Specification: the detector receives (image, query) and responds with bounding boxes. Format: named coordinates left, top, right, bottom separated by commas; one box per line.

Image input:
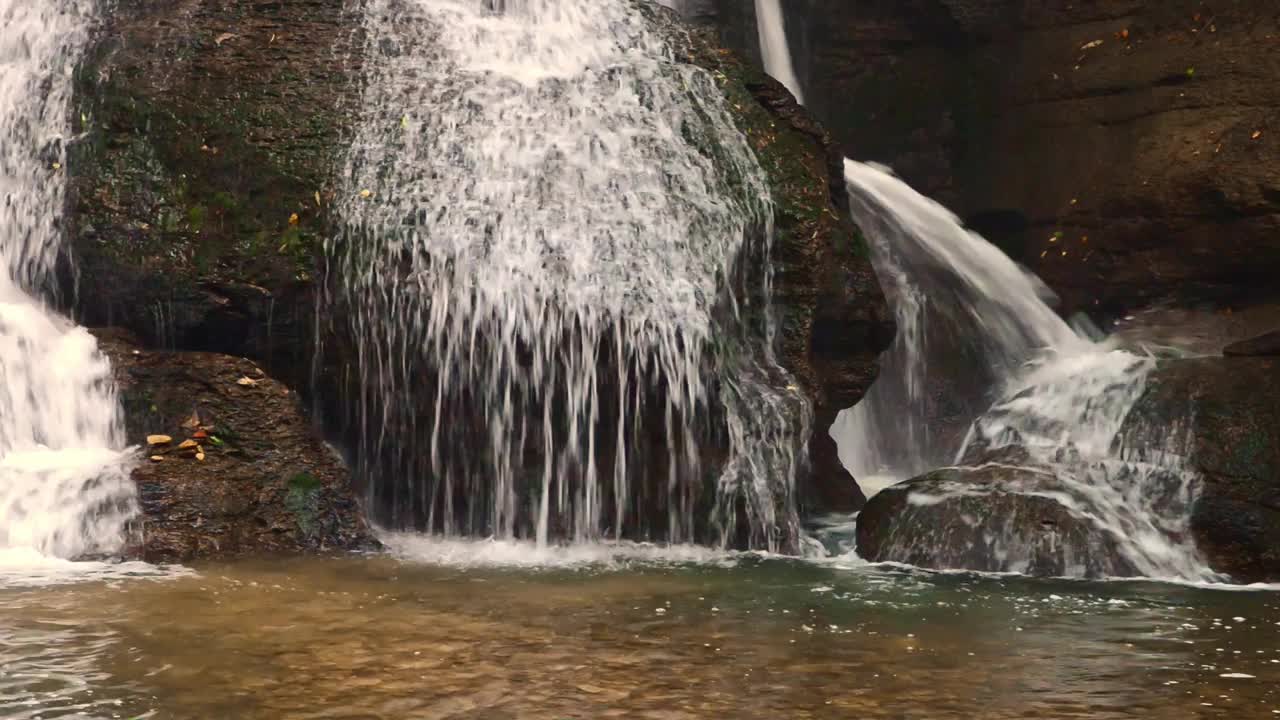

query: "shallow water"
left=2, top=549, right=1278, bottom=719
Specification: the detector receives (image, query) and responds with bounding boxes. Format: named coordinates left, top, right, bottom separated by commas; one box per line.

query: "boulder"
left=94, top=329, right=375, bottom=562
left=1124, top=357, right=1280, bottom=582
left=855, top=463, right=1139, bottom=578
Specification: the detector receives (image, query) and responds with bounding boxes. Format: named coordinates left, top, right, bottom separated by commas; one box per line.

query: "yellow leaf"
left=289, top=212, right=300, bottom=225
left=359, top=189, right=372, bottom=199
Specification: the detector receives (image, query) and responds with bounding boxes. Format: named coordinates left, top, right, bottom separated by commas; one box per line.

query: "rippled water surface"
left=2, top=549, right=1279, bottom=719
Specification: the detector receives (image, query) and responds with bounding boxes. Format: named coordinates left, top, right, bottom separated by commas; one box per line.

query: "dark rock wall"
left=70, top=0, right=361, bottom=387
left=716, top=0, right=1280, bottom=318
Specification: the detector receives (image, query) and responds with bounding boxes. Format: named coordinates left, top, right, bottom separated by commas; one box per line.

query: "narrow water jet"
left=0, top=0, right=137, bottom=563
left=326, top=0, right=809, bottom=551
left=753, top=0, right=804, bottom=103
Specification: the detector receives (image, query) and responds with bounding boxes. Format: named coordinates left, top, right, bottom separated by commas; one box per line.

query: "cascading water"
left=833, top=160, right=1214, bottom=580
left=832, top=161, right=1087, bottom=486
left=0, top=1, right=137, bottom=564
left=328, top=0, right=808, bottom=551
left=753, top=0, right=804, bottom=103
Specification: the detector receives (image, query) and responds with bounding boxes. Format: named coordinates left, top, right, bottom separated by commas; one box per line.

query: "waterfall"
left=832, top=161, right=1086, bottom=485
left=328, top=0, right=808, bottom=551
left=0, top=1, right=137, bottom=562
left=753, top=0, right=804, bottom=104
left=835, top=161, right=1213, bottom=580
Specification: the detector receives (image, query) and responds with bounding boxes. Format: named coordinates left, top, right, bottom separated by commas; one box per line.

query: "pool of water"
left=2, top=543, right=1278, bottom=719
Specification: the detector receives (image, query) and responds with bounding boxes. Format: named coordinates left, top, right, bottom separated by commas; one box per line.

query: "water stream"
left=753, top=0, right=805, bottom=103
left=0, top=1, right=136, bottom=568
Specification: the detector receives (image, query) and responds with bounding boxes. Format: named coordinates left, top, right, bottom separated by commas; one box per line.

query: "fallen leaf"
left=315, top=191, right=322, bottom=207
left=196, top=452, right=206, bottom=462
left=215, top=32, right=236, bottom=46
left=359, top=189, right=372, bottom=199
left=1081, top=39, right=1104, bottom=50
left=150, top=455, right=164, bottom=462
left=147, top=435, right=172, bottom=446
left=289, top=212, right=300, bottom=225
left=236, top=376, right=259, bottom=386
left=1252, top=130, right=1263, bottom=140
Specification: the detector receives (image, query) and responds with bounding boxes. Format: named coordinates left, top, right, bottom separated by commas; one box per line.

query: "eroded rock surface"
left=95, top=329, right=374, bottom=562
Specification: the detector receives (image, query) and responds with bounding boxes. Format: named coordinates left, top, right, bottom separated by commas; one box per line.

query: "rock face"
left=95, top=330, right=374, bottom=562
left=856, top=463, right=1138, bottom=578
left=70, top=0, right=359, bottom=386
left=714, top=1, right=1280, bottom=318
left=1125, top=357, right=1280, bottom=583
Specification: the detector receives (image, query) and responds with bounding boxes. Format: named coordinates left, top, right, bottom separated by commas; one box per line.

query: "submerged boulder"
left=855, top=462, right=1139, bottom=578
left=1124, top=357, right=1280, bottom=583
left=94, top=330, right=374, bottom=562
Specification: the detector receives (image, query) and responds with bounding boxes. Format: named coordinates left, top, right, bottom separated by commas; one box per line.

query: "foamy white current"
left=0, top=0, right=138, bottom=570
left=834, top=161, right=1215, bottom=581
left=330, top=0, right=808, bottom=551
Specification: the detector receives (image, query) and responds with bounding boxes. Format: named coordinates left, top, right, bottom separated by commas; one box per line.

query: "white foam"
left=379, top=532, right=738, bottom=570
left=0, top=547, right=189, bottom=589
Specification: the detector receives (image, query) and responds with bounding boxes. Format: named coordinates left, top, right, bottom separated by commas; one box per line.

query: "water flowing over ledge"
left=326, top=0, right=809, bottom=551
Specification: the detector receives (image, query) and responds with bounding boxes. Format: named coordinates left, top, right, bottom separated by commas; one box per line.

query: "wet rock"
left=856, top=463, right=1139, bottom=578
left=1223, top=330, right=1280, bottom=358
left=1124, top=357, right=1280, bottom=582
left=94, top=329, right=376, bottom=562
left=69, top=0, right=359, bottom=387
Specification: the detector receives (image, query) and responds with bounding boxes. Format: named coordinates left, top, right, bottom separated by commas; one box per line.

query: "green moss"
left=289, top=471, right=323, bottom=492
left=285, top=472, right=323, bottom=538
